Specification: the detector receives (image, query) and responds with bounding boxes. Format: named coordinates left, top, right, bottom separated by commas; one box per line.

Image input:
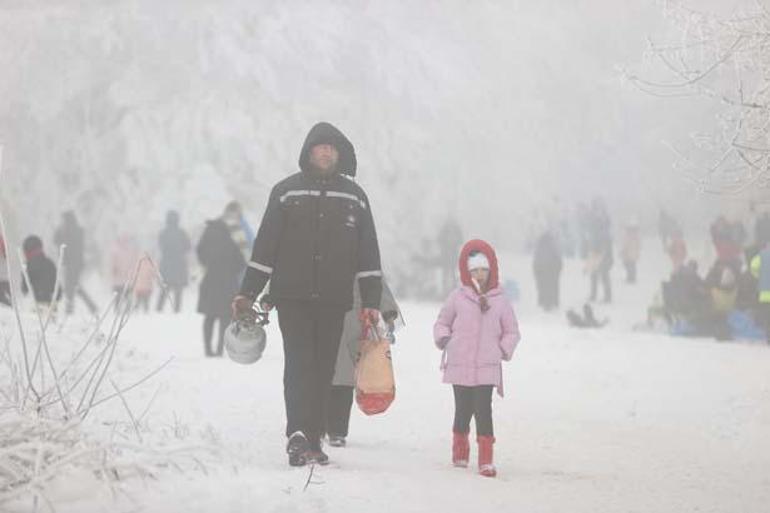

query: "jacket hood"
left=63, top=210, right=78, bottom=227
left=459, top=239, right=500, bottom=291
left=298, top=122, right=357, bottom=177
left=166, top=210, right=180, bottom=227
left=23, top=235, right=44, bottom=260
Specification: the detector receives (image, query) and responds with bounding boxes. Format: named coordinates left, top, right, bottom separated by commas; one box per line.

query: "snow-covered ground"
left=3, top=249, right=770, bottom=513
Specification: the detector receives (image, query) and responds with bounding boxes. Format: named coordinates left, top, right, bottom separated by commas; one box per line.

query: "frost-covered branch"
left=624, top=0, right=770, bottom=195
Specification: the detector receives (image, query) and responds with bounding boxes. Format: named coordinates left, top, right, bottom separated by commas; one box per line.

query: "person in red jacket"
left=21, top=236, right=60, bottom=312
left=667, top=229, right=688, bottom=274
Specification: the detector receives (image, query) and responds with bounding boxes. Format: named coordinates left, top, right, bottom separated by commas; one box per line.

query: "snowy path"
left=4, top=252, right=770, bottom=513
left=12, top=297, right=766, bottom=513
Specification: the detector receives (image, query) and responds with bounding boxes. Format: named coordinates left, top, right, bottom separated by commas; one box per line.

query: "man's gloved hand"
left=436, top=336, right=451, bottom=349
left=359, top=308, right=380, bottom=333
left=259, top=294, right=275, bottom=312
left=386, top=321, right=396, bottom=344
left=231, top=295, right=255, bottom=320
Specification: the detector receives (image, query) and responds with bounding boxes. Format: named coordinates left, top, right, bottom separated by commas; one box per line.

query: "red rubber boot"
left=477, top=435, right=497, bottom=477
left=452, top=432, right=470, bottom=467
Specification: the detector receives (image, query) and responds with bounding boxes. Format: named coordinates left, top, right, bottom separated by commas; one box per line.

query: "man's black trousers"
left=276, top=300, right=347, bottom=448
left=326, top=385, right=355, bottom=438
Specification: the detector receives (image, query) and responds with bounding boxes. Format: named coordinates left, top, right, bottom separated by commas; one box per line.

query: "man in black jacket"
left=233, top=122, right=383, bottom=467
left=54, top=211, right=98, bottom=315
left=21, top=235, right=60, bottom=307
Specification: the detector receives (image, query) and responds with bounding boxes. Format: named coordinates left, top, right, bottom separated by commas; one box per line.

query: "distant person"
left=326, top=277, right=402, bottom=447
left=750, top=243, right=770, bottom=343
left=223, top=201, right=254, bottom=262
left=576, top=202, right=591, bottom=259
left=621, top=220, right=641, bottom=284
left=710, top=215, right=742, bottom=265
left=754, top=211, right=770, bottom=249
left=438, top=217, right=463, bottom=296
left=21, top=236, right=60, bottom=310
left=556, top=211, right=576, bottom=258
left=134, top=257, right=155, bottom=313
left=54, top=211, right=98, bottom=315
left=662, top=260, right=710, bottom=326
left=586, top=198, right=613, bottom=303
left=412, top=237, right=442, bottom=300
left=197, top=205, right=246, bottom=357
left=745, top=210, right=770, bottom=265
left=0, top=236, right=10, bottom=306
left=667, top=228, right=688, bottom=273
left=566, top=303, right=608, bottom=328
left=658, top=209, right=678, bottom=250
left=532, top=229, right=562, bottom=311
left=434, top=239, right=521, bottom=478
left=110, top=234, right=141, bottom=309
left=704, top=259, right=741, bottom=340
left=157, top=211, right=191, bottom=313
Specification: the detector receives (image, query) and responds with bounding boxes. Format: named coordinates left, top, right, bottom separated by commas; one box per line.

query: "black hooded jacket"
left=239, top=122, right=382, bottom=309
left=159, top=211, right=192, bottom=287
left=54, top=212, right=85, bottom=273
left=22, top=255, right=59, bottom=304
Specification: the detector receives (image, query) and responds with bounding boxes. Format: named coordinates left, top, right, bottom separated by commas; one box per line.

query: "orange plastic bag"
left=355, top=329, right=395, bottom=416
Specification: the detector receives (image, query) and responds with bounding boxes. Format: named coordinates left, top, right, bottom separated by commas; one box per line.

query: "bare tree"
left=625, top=0, right=770, bottom=197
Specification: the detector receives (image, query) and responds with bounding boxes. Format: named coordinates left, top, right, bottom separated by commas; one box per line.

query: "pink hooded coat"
left=433, top=240, right=521, bottom=396
left=134, top=259, right=155, bottom=296
left=111, top=236, right=141, bottom=288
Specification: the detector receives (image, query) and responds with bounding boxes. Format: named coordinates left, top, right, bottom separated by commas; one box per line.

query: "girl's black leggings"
left=452, top=385, right=494, bottom=436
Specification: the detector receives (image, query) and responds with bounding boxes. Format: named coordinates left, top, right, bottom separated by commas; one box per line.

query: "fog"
left=3, top=2, right=770, bottom=511
left=0, top=0, right=750, bottom=277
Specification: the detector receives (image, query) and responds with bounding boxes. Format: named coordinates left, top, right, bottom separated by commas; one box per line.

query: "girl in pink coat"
left=434, top=239, right=521, bottom=478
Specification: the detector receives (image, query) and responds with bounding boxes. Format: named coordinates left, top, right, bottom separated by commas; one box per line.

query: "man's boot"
left=306, top=438, right=330, bottom=466
left=286, top=431, right=310, bottom=467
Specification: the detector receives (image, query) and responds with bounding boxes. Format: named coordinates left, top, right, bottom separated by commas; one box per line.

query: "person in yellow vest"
left=750, top=245, right=770, bottom=343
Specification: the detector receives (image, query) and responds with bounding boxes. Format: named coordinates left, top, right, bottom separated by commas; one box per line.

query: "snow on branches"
left=624, top=0, right=770, bottom=197
left=0, top=236, right=214, bottom=510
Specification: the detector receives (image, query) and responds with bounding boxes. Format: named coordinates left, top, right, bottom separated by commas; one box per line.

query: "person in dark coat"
left=233, top=122, right=383, bottom=467
left=0, top=236, right=10, bottom=307
left=21, top=236, right=60, bottom=307
left=222, top=201, right=255, bottom=262
left=658, top=209, right=679, bottom=250
left=662, top=260, right=733, bottom=339
left=533, top=229, right=563, bottom=311
left=438, top=217, right=463, bottom=296
left=621, top=220, right=641, bottom=284
left=710, top=215, right=743, bottom=265
left=755, top=211, right=770, bottom=250
left=197, top=208, right=246, bottom=357
left=736, top=247, right=760, bottom=316
left=325, top=277, right=403, bottom=447
left=587, top=198, right=613, bottom=303
left=53, top=211, right=97, bottom=315
left=157, top=210, right=192, bottom=313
